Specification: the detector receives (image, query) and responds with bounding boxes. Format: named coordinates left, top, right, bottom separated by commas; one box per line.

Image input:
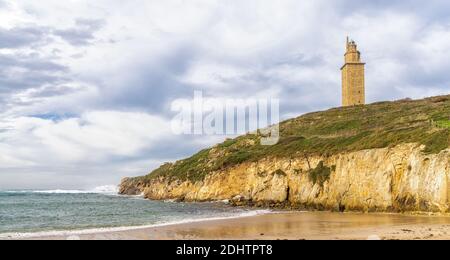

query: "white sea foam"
left=0, top=209, right=273, bottom=240
left=5, top=185, right=119, bottom=195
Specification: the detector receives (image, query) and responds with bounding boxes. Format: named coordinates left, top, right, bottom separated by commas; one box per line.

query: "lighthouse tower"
left=341, top=37, right=365, bottom=106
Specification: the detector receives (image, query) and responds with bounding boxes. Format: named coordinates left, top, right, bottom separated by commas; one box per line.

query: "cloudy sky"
left=0, top=0, right=449, bottom=189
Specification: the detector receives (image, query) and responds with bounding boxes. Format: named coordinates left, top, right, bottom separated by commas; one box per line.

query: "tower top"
left=344, top=37, right=362, bottom=64
left=346, top=36, right=358, bottom=52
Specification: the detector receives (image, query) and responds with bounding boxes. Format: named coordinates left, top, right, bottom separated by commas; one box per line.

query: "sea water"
left=0, top=186, right=266, bottom=237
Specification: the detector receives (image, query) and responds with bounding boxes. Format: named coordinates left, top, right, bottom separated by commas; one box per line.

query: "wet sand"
left=19, top=211, right=450, bottom=240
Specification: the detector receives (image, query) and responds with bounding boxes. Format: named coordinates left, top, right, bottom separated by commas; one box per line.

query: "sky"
left=0, top=0, right=449, bottom=189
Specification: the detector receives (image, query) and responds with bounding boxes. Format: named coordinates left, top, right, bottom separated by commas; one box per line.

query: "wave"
left=0, top=209, right=273, bottom=240
left=4, top=185, right=119, bottom=195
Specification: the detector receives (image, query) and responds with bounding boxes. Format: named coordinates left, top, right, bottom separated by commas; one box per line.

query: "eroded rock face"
left=119, top=144, right=450, bottom=213
left=118, top=178, right=145, bottom=196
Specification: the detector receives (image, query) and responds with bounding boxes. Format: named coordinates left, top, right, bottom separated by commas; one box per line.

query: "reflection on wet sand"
left=31, top=211, right=450, bottom=240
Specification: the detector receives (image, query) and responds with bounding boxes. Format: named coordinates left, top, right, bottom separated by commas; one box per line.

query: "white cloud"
left=0, top=0, right=449, bottom=188
left=0, top=111, right=171, bottom=165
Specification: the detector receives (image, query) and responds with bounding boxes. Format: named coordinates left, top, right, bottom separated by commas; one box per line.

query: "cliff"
left=120, top=95, right=450, bottom=213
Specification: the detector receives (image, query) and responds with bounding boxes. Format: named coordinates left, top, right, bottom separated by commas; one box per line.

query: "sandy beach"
left=9, top=211, right=450, bottom=240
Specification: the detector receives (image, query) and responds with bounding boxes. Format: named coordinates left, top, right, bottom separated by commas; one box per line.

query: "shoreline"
left=3, top=210, right=450, bottom=240
left=0, top=209, right=273, bottom=240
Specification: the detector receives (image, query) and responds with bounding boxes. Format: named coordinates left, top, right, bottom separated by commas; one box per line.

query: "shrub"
left=308, top=161, right=334, bottom=187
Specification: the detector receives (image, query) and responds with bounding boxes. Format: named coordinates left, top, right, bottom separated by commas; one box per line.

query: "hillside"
left=120, top=95, right=450, bottom=213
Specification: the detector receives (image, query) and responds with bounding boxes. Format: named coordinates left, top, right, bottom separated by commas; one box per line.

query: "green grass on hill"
left=436, top=120, right=450, bottom=129
left=137, top=95, right=450, bottom=183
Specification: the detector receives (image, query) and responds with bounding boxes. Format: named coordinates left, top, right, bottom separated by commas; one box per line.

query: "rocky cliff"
left=120, top=95, right=450, bottom=213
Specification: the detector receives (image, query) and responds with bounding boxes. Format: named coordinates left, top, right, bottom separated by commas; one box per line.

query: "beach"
left=10, top=211, right=450, bottom=240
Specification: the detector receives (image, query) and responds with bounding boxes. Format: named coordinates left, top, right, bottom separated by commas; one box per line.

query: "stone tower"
left=341, top=37, right=365, bottom=106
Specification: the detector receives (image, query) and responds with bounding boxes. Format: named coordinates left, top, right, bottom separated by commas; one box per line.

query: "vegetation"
left=308, top=161, right=334, bottom=187
left=134, top=95, right=450, bottom=182
left=436, top=120, right=450, bottom=129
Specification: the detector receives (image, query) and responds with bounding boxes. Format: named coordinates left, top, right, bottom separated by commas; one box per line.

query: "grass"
left=133, top=95, right=450, bottom=183
left=436, top=120, right=450, bottom=129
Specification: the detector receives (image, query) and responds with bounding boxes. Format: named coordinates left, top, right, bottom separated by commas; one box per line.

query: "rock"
left=119, top=144, right=450, bottom=213
left=232, top=195, right=245, bottom=202
left=119, top=178, right=145, bottom=195
left=230, top=195, right=249, bottom=206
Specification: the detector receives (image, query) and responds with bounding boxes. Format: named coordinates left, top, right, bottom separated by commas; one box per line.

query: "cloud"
left=0, top=0, right=449, bottom=189
left=0, top=26, right=50, bottom=49
left=94, top=46, right=197, bottom=114
left=0, top=111, right=171, bottom=185
left=0, top=19, right=103, bottom=49
left=0, top=109, right=228, bottom=189
left=0, top=52, right=71, bottom=114
left=0, top=17, right=104, bottom=117
left=0, top=53, right=68, bottom=89
left=54, top=19, right=105, bottom=46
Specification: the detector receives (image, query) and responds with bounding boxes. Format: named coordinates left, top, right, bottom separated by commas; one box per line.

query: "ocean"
left=0, top=186, right=267, bottom=238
